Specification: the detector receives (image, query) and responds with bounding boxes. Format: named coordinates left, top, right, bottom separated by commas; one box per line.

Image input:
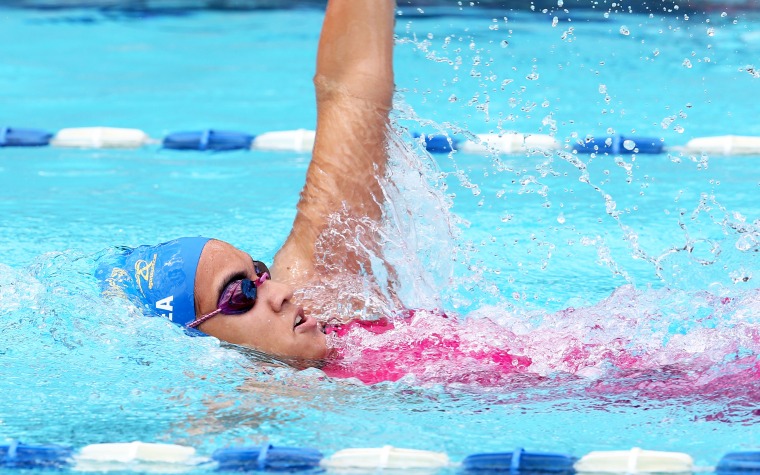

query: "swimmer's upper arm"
left=273, top=0, right=395, bottom=284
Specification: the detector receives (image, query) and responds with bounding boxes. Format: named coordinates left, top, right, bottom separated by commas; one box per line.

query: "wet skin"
left=193, top=240, right=329, bottom=364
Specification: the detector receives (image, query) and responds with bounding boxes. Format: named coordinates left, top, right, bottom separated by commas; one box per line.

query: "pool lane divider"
left=2, top=441, right=759, bottom=474
left=2, top=126, right=760, bottom=156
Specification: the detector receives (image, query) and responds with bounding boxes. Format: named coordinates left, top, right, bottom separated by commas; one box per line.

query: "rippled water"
left=0, top=4, right=758, bottom=470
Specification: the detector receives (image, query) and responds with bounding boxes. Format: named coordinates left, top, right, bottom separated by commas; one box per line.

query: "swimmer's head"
left=99, top=238, right=329, bottom=365
left=192, top=240, right=328, bottom=365
left=98, top=237, right=210, bottom=327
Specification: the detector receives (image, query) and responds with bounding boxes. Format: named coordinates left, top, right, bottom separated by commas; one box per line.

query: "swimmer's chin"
left=222, top=341, right=334, bottom=371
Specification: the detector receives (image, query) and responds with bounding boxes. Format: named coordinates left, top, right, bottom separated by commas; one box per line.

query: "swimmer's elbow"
left=313, top=72, right=394, bottom=110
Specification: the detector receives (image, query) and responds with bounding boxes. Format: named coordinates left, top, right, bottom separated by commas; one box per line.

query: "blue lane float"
left=415, top=132, right=561, bottom=155
left=415, top=133, right=458, bottom=153
left=716, top=452, right=760, bottom=475
left=3, top=124, right=760, bottom=155
left=212, top=444, right=323, bottom=472
left=163, top=129, right=255, bottom=151
left=0, top=441, right=758, bottom=474
left=462, top=448, right=576, bottom=474
left=572, top=135, right=664, bottom=155
left=0, top=127, right=53, bottom=147
left=0, top=440, right=72, bottom=470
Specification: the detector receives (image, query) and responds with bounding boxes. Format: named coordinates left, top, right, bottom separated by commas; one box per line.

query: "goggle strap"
left=187, top=308, right=222, bottom=328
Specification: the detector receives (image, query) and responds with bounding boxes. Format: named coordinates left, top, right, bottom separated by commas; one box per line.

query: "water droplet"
left=605, top=137, right=613, bottom=146
left=606, top=127, right=615, bottom=135
left=736, top=235, right=757, bottom=252
left=526, top=72, right=539, bottom=80
left=623, top=139, right=636, bottom=150
left=552, top=16, right=559, bottom=27
left=557, top=213, right=566, bottom=224
left=706, top=27, right=715, bottom=37
left=683, top=59, right=692, bottom=68
left=619, top=26, right=630, bottom=36
left=500, top=40, right=509, bottom=48
left=653, top=48, right=660, bottom=57
left=557, top=0, right=564, bottom=6
left=598, top=84, right=607, bottom=94
left=674, top=125, right=685, bottom=134
left=448, top=94, right=458, bottom=102
left=721, top=11, right=728, bottom=17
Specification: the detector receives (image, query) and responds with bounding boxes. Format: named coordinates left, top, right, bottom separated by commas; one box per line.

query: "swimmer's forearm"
left=316, top=0, right=395, bottom=105
left=271, top=0, right=396, bottom=287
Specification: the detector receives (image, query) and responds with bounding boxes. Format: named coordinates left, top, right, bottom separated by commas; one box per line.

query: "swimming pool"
left=0, top=2, right=758, bottom=472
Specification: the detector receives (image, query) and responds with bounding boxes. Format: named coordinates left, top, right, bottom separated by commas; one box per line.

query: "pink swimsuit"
left=320, top=310, right=532, bottom=385
left=318, top=303, right=760, bottom=400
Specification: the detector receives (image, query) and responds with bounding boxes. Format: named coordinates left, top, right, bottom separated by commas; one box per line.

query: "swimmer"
left=99, top=0, right=396, bottom=367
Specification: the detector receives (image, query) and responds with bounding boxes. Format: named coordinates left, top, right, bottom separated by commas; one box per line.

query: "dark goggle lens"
left=253, top=260, right=270, bottom=278
left=187, top=261, right=271, bottom=329
left=217, top=278, right=259, bottom=315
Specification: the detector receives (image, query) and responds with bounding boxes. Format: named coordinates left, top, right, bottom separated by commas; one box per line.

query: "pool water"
left=0, top=4, right=758, bottom=471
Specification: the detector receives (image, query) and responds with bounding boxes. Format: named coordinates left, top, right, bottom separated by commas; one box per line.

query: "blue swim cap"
left=97, top=237, right=211, bottom=328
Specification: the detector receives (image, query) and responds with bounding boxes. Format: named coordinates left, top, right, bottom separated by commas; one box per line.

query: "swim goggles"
left=187, top=261, right=270, bottom=329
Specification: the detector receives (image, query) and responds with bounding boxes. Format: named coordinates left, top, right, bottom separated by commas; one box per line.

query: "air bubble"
left=623, top=139, right=636, bottom=150
left=619, top=26, right=630, bottom=36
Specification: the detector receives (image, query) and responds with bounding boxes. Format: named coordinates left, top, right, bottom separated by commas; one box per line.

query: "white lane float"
left=251, top=129, right=316, bottom=153
left=458, top=132, right=560, bottom=155
left=683, top=135, right=760, bottom=155
left=72, top=442, right=206, bottom=473
left=321, top=446, right=450, bottom=471
left=51, top=127, right=152, bottom=149
left=574, top=447, right=694, bottom=474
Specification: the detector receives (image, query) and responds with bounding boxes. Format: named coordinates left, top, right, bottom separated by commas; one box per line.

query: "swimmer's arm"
left=273, top=0, right=395, bottom=283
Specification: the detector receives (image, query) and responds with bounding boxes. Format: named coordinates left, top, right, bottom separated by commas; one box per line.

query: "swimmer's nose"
left=260, top=280, right=294, bottom=313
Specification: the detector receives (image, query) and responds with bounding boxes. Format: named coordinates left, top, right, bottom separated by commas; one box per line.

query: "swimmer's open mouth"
left=293, top=308, right=306, bottom=329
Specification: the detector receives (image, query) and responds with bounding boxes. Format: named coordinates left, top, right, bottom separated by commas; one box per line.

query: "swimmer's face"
left=193, top=240, right=328, bottom=365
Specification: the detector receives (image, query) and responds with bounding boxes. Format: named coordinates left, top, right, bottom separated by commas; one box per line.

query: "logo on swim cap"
left=97, top=237, right=211, bottom=330
left=134, top=254, right=157, bottom=295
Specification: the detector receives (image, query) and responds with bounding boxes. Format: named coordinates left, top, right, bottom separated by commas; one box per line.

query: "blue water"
left=0, top=4, right=758, bottom=471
